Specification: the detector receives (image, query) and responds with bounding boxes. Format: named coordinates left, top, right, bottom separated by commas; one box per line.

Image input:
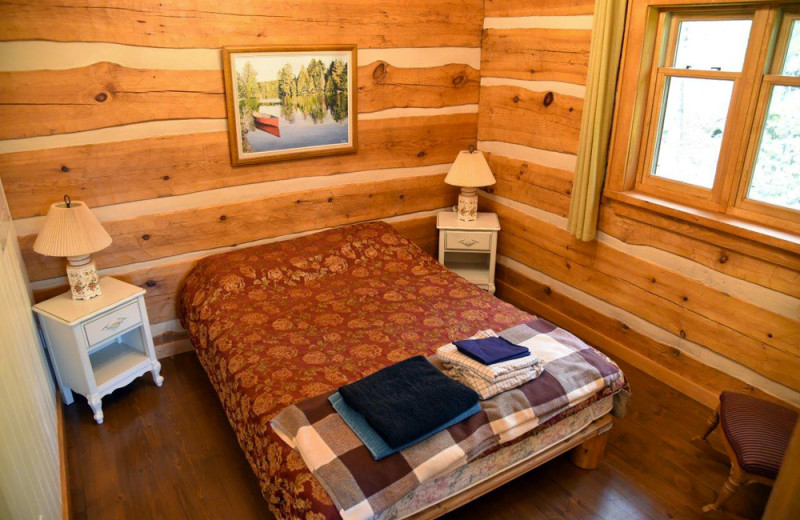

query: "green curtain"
left=567, top=0, right=627, bottom=241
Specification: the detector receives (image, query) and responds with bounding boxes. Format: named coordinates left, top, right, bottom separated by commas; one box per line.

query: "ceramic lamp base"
left=66, top=255, right=102, bottom=301
left=457, top=187, right=478, bottom=221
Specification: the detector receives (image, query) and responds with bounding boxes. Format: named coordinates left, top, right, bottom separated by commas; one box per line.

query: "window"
left=606, top=2, right=800, bottom=238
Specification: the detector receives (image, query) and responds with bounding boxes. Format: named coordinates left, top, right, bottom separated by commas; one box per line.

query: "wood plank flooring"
left=64, top=353, right=770, bottom=520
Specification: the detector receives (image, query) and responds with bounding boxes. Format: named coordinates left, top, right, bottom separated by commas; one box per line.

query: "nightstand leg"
left=60, top=386, right=74, bottom=406
left=88, top=394, right=103, bottom=424
left=151, top=360, right=164, bottom=387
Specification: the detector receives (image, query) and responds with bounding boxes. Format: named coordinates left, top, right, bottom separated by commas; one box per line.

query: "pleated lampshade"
left=33, top=200, right=112, bottom=258
left=444, top=149, right=496, bottom=188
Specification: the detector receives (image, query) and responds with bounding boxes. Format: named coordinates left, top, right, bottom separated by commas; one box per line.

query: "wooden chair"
left=698, top=392, right=797, bottom=513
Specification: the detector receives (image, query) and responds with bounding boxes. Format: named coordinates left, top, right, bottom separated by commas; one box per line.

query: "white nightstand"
left=437, top=211, right=501, bottom=293
left=33, top=276, right=163, bottom=424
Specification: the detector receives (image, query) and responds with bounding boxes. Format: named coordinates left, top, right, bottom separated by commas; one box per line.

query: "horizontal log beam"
left=21, top=174, right=456, bottom=281
left=0, top=62, right=480, bottom=139
left=0, top=62, right=222, bottom=139
left=483, top=152, right=573, bottom=217
left=358, top=62, right=479, bottom=112
left=604, top=199, right=800, bottom=272
left=481, top=29, right=591, bottom=84
left=1, top=113, right=477, bottom=218
left=33, top=215, right=439, bottom=324
left=494, top=264, right=793, bottom=410
left=477, top=85, right=583, bottom=154
left=482, top=197, right=800, bottom=391
left=599, top=204, right=800, bottom=299
left=0, top=0, right=483, bottom=48
left=485, top=0, right=595, bottom=16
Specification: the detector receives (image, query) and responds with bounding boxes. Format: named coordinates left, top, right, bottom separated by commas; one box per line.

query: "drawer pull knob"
left=102, top=316, right=127, bottom=331
left=458, top=239, right=478, bottom=247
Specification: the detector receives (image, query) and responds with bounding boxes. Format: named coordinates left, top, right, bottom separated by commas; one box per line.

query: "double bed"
left=179, top=221, right=627, bottom=519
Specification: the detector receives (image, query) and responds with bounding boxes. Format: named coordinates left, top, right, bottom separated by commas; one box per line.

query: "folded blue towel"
left=338, top=356, right=479, bottom=449
left=454, top=336, right=530, bottom=365
left=330, top=392, right=481, bottom=460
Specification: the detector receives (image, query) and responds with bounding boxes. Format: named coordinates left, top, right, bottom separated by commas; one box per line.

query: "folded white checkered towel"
left=436, top=329, right=544, bottom=383
left=443, top=364, right=542, bottom=399
left=437, top=329, right=545, bottom=399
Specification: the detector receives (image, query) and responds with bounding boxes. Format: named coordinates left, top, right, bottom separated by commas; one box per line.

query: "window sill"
left=603, top=190, right=800, bottom=256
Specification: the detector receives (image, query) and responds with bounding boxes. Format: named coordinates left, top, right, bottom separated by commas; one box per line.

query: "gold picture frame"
left=222, top=44, right=358, bottom=166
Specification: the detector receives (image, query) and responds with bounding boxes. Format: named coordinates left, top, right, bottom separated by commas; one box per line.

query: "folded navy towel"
left=330, top=392, right=481, bottom=460
left=454, top=336, right=530, bottom=365
left=338, top=356, right=479, bottom=449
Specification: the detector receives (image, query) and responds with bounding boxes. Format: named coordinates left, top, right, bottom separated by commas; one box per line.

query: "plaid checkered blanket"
left=271, top=318, right=628, bottom=520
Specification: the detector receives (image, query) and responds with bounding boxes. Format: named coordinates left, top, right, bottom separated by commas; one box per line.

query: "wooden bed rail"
left=406, top=413, right=613, bottom=519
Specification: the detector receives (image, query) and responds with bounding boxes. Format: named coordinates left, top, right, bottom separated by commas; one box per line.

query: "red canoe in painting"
left=255, top=121, right=281, bottom=138
left=252, top=111, right=280, bottom=137
left=253, top=111, right=279, bottom=128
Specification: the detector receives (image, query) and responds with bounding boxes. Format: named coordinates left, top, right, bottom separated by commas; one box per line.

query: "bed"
left=179, top=221, right=627, bottom=519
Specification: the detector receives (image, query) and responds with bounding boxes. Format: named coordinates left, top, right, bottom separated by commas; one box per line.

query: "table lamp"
left=33, top=196, right=112, bottom=301
left=444, top=145, right=496, bottom=221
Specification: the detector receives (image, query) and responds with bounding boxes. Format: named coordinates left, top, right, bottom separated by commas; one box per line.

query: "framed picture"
left=222, top=45, right=358, bottom=166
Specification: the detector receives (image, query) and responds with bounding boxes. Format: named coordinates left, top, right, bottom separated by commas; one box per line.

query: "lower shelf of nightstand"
left=446, top=261, right=492, bottom=285
left=90, top=342, right=150, bottom=389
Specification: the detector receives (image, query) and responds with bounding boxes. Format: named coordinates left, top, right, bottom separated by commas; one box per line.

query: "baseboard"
left=155, top=338, right=193, bottom=359
left=495, top=263, right=794, bottom=411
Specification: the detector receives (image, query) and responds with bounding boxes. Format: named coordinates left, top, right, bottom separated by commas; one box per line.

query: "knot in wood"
left=145, top=280, right=157, bottom=288
left=61, top=165, right=69, bottom=173
left=142, top=234, right=151, bottom=241
left=543, top=286, right=552, bottom=295
left=162, top=175, right=170, bottom=181
left=417, top=151, right=426, bottom=158
left=95, top=92, right=108, bottom=103
left=372, top=62, right=387, bottom=82
left=718, top=254, right=729, bottom=264
left=452, top=74, right=466, bottom=87
left=219, top=215, right=227, bottom=221
left=543, top=92, right=554, bottom=107
left=512, top=95, right=520, bottom=103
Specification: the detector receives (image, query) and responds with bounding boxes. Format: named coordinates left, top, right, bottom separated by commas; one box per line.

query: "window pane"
left=653, top=77, right=733, bottom=189
left=781, top=20, right=800, bottom=76
left=747, top=85, right=800, bottom=210
left=673, top=20, right=752, bottom=72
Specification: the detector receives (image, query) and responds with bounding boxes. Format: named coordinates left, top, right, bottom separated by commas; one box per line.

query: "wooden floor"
left=65, top=353, right=770, bottom=520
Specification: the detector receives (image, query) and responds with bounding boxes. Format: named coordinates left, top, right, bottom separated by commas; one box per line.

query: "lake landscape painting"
left=223, top=45, right=357, bottom=165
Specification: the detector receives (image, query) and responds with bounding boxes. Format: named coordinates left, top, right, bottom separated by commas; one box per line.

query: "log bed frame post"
left=569, top=419, right=613, bottom=469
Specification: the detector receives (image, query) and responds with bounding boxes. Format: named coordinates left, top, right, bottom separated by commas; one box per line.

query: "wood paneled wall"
left=0, top=0, right=482, bottom=350
left=0, top=184, right=61, bottom=520
left=478, top=1, right=800, bottom=408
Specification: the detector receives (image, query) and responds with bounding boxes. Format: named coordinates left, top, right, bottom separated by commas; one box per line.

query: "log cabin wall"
left=0, top=0, right=484, bottom=353
left=478, top=0, right=800, bottom=408
left=1, top=1, right=798, bottom=409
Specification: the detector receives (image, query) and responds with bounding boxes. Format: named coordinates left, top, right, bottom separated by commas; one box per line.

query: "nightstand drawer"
left=444, top=231, right=492, bottom=251
left=84, top=301, right=142, bottom=347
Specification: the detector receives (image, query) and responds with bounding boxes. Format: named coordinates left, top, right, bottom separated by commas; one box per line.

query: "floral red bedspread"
left=179, top=221, right=535, bottom=519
